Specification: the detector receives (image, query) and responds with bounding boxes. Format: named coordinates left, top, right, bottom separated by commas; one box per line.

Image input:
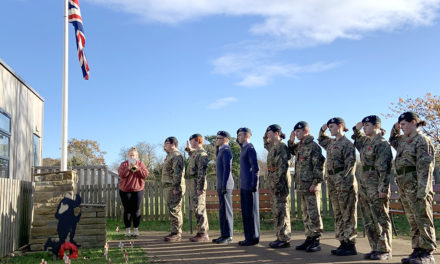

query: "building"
left=0, top=58, right=44, bottom=181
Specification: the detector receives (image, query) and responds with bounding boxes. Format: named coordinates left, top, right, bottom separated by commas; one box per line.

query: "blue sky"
left=1, top=0, right=440, bottom=165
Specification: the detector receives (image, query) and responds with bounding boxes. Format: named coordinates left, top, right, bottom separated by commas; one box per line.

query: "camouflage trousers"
left=164, top=186, right=185, bottom=235
left=358, top=182, right=392, bottom=253
left=187, top=179, right=209, bottom=234
left=327, top=178, right=358, bottom=243
left=298, top=190, right=323, bottom=238
left=270, top=191, right=291, bottom=242
left=396, top=174, right=437, bottom=250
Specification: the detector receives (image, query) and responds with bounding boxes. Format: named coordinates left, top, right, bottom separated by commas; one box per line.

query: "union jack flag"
left=68, top=0, right=90, bottom=80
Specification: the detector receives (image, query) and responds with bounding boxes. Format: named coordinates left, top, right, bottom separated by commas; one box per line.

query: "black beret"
left=327, top=117, right=345, bottom=126
left=398, top=111, right=420, bottom=123
left=236, top=127, right=252, bottom=135
left=266, top=124, right=281, bottom=133
left=189, top=133, right=202, bottom=141
left=217, top=130, right=230, bottom=139
left=164, top=136, right=178, bottom=145
left=294, top=121, right=309, bottom=130
left=362, top=115, right=381, bottom=125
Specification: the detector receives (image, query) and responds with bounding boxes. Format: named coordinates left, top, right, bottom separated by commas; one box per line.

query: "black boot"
left=295, top=237, right=313, bottom=250
left=408, top=249, right=435, bottom=264
left=336, top=241, right=357, bottom=256
left=364, top=251, right=378, bottom=259
left=306, top=237, right=321, bottom=252
left=402, top=248, right=421, bottom=264
left=331, top=241, right=345, bottom=255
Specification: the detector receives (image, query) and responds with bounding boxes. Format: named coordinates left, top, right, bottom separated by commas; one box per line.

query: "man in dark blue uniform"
left=212, top=131, right=234, bottom=244
left=237, top=127, right=260, bottom=246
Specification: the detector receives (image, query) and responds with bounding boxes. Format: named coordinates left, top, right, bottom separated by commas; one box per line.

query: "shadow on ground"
left=109, top=232, right=439, bottom=264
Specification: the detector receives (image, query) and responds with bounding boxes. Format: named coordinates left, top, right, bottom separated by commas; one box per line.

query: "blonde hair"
left=128, top=147, right=139, bottom=158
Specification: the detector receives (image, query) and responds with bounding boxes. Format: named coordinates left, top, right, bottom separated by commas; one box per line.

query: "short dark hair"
left=164, top=137, right=178, bottom=148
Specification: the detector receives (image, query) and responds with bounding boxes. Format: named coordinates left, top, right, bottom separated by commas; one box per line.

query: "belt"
left=396, top=166, right=416, bottom=175
left=327, top=167, right=344, bottom=175
left=363, top=165, right=375, bottom=171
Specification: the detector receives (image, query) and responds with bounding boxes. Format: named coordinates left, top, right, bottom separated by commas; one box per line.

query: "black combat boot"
left=402, top=248, right=421, bottom=264
left=295, top=237, right=313, bottom=250
left=370, top=251, right=392, bottom=260
left=331, top=241, right=346, bottom=255
left=408, top=249, right=435, bottom=264
left=336, top=241, right=357, bottom=256
left=364, top=251, right=378, bottom=259
left=306, top=237, right=321, bottom=252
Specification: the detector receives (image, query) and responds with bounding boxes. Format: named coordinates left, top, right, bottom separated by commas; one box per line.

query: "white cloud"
left=85, top=0, right=440, bottom=86
left=86, top=0, right=440, bottom=44
left=212, top=53, right=341, bottom=87
left=207, top=97, right=238, bottom=109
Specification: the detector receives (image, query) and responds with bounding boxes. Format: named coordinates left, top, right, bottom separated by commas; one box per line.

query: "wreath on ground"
left=58, top=241, right=78, bottom=259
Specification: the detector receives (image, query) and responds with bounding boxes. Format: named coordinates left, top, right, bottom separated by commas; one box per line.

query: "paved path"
left=110, top=231, right=439, bottom=264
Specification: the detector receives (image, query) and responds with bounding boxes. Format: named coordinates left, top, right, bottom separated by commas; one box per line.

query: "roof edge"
left=0, top=57, right=45, bottom=102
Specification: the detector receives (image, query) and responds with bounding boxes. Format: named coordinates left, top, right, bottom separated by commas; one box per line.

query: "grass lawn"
left=107, top=212, right=440, bottom=240
left=0, top=246, right=147, bottom=264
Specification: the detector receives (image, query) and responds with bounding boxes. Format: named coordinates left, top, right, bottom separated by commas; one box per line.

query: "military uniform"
left=389, top=125, right=436, bottom=252
left=267, top=141, right=292, bottom=243
left=162, top=149, right=186, bottom=236
left=186, top=147, right=209, bottom=235
left=288, top=135, right=325, bottom=241
left=318, top=127, right=358, bottom=249
left=352, top=126, right=393, bottom=256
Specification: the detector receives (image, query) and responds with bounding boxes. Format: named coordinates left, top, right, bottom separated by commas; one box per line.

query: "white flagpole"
left=61, top=0, right=69, bottom=171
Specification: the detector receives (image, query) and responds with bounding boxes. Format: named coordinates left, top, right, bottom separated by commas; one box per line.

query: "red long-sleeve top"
left=118, top=160, right=149, bottom=192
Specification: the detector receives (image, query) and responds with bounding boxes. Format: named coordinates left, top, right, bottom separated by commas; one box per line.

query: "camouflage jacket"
left=352, top=128, right=393, bottom=194
left=266, top=141, right=291, bottom=196
left=186, top=147, right=209, bottom=191
left=162, top=149, right=186, bottom=192
left=389, top=126, right=435, bottom=199
left=318, top=128, right=357, bottom=190
left=287, top=135, right=325, bottom=192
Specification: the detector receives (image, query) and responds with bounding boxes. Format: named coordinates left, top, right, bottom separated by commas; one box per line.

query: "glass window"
left=0, top=110, right=10, bottom=133
left=0, top=158, right=8, bottom=178
left=0, top=133, right=9, bottom=157
left=0, top=109, right=10, bottom=178
left=32, top=134, right=41, bottom=166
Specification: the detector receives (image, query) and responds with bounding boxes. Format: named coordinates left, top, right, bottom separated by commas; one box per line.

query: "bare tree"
left=119, top=142, right=158, bottom=171
left=385, top=93, right=440, bottom=159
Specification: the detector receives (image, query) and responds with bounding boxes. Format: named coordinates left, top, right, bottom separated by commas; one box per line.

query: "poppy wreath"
left=58, top=241, right=78, bottom=259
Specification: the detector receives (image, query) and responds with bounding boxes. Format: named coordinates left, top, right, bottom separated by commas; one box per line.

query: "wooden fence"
left=32, top=166, right=331, bottom=220
left=32, top=165, right=440, bottom=222
left=0, top=178, right=33, bottom=257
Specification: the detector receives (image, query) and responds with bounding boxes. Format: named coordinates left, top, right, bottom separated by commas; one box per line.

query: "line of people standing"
left=118, top=111, right=436, bottom=264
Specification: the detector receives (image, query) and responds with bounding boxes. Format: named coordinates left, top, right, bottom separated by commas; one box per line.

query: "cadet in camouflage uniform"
left=389, top=112, right=437, bottom=264
left=162, top=137, right=186, bottom=242
left=265, top=124, right=292, bottom=249
left=352, top=115, right=393, bottom=260
left=287, top=121, right=325, bottom=252
left=185, top=134, right=210, bottom=242
left=318, top=117, right=358, bottom=256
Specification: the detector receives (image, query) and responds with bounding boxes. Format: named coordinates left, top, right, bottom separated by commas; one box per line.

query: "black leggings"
left=119, top=190, right=144, bottom=228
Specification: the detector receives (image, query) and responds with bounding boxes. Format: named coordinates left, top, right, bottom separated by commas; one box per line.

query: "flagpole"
left=61, top=0, right=69, bottom=171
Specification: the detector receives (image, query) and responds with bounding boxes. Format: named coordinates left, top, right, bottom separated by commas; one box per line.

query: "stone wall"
left=75, top=204, right=106, bottom=248
left=30, top=171, right=106, bottom=251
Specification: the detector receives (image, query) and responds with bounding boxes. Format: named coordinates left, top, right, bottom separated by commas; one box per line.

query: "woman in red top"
left=118, top=147, right=149, bottom=236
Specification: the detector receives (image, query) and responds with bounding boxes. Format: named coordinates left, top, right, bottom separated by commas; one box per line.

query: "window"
left=0, top=108, right=11, bottom=178
left=32, top=134, right=41, bottom=166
